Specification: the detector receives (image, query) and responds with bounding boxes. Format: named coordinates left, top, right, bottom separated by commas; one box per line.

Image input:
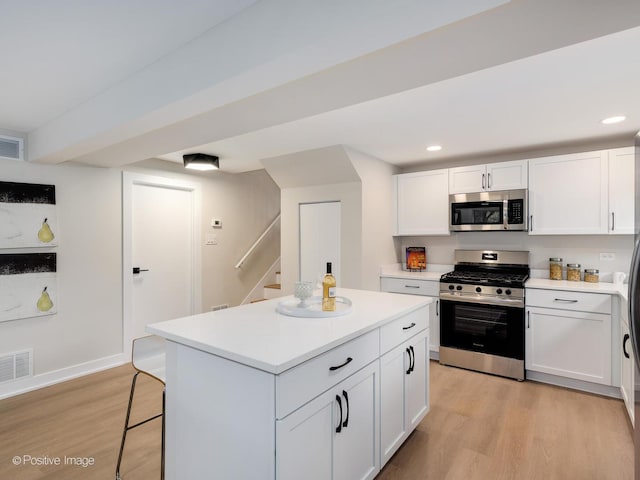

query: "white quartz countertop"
left=146, top=288, right=431, bottom=375
left=525, top=278, right=628, bottom=300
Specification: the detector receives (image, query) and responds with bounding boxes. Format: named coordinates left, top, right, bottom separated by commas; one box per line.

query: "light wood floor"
left=0, top=361, right=633, bottom=479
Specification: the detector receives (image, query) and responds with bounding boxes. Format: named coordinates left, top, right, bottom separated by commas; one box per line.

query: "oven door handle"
left=439, top=293, right=524, bottom=308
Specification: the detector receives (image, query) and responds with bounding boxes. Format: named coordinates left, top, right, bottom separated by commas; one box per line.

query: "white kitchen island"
left=147, top=288, right=432, bottom=480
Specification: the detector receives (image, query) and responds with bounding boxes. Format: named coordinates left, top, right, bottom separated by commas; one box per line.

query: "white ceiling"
left=2, top=1, right=640, bottom=173
left=0, top=0, right=258, bottom=132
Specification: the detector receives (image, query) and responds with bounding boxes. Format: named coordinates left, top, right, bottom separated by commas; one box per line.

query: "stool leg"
left=116, top=371, right=140, bottom=480
left=161, top=388, right=165, bottom=480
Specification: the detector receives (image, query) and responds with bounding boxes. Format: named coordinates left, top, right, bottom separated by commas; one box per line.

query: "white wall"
left=280, top=183, right=362, bottom=295
left=0, top=158, right=280, bottom=398
left=0, top=159, right=123, bottom=391
left=347, top=147, right=399, bottom=290
left=394, top=232, right=634, bottom=280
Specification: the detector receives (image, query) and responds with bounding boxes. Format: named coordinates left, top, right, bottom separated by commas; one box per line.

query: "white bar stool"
left=116, top=335, right=166, bottom=480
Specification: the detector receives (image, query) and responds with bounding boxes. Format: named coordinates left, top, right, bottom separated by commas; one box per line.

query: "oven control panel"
left=440, top=283, right=524, bottom=307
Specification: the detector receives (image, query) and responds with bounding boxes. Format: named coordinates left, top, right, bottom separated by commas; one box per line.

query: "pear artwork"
left=37, top=287, right=53, bottom=312
left=37, top=218, right=55, bottom=243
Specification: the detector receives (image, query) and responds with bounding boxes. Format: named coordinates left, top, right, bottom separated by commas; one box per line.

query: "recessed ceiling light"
left=426, top=145, right=442, bottom=152
left=601, top=115, right=626, bottom=125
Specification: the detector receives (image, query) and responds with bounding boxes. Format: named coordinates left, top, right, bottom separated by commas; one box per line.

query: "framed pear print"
left=0, top=253, right=57, bottom=322
left=0, top=181, right=58, bottom=248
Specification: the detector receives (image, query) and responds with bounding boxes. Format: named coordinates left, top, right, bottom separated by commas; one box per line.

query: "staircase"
left=251, top=272, right=281, bottom=303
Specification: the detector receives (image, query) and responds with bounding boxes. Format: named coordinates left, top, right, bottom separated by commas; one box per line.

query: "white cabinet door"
left=450, top=160, right=527, bottom=194
left=393, top=170, right=449, bottom=235
left=380, top=329, right=429, bottom=466
left=526, top=307, right=612, bottom=385
left=608, top=147, right=634, bottom=235
left=449, top=164, right=486, bottom=194
left=276, top=362, right=379, bottom=480
left=429, top=297, right=440, bottom=354
left=528, top=151, right=608, bottom=234
left=406, top=330, right=429, bottom=431
left=379, top=344, right=408, bottom=465
left=486, top=160, right=528, bottom=191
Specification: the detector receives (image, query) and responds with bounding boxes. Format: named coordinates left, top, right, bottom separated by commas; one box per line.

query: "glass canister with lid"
left=566, top=263, right=581, bottom=281
left=549, top=258, right=563, bottom=280
left=584, top=268, right=599, bottom=283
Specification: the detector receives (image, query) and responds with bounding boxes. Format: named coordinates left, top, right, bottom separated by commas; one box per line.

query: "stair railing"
left=235, top=213, right=281, bottom=269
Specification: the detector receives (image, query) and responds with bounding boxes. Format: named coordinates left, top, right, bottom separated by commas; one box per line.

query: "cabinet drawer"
left=276, top=329, right=379, bottom=419
left=381, top=277, right=439, bottom=296
left=380, top=306, right=428, bottom=355
left=526, top=288, right=611, bottom=314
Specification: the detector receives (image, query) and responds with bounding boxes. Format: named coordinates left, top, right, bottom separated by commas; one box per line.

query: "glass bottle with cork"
left=322, top=262, right=336, bottom=311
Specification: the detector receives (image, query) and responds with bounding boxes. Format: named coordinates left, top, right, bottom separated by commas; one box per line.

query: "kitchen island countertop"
left=146, top=287, right=431, bottom=374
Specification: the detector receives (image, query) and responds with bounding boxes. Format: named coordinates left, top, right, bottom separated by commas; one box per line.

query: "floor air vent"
left=0, top=349, right=33, bottom=383
left=0, top=135, right=24, bottom=161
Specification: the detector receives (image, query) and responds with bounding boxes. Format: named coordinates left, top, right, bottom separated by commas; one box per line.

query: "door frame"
left=122, top=172, right=202, bottom=358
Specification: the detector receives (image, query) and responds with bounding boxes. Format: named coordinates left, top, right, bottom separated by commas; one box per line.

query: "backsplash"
left=394, top=232, right=634, bottom=281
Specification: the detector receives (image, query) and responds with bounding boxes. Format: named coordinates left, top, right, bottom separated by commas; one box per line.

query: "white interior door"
left=123, top=173, right=201, bottom=353
left=299, top=202, right=341, bottom=286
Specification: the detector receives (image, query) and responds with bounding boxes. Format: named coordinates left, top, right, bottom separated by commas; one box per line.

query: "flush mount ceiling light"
left=601, top=115, right=626, bottom=125
left=183, top=153, right=219, bottom=171
left=426, top=145, right=442, bottom=152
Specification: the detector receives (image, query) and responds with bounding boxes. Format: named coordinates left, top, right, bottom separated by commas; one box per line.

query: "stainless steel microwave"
left=449, top=189, right=527, bottom=232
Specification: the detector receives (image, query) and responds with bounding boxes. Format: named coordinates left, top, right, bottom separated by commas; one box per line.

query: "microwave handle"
left=503, top=199, right=509, bottom=230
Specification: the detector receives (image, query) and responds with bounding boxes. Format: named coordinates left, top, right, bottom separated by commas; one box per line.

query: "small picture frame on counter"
left=403, top=246, right=426, bottom=272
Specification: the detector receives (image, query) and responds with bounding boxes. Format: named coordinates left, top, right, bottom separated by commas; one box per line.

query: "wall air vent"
left=0, top=135, right=24, bottom=161
left=0, top=349, right=33, bottom=383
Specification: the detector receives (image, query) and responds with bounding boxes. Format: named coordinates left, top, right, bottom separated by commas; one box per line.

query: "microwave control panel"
left=507, top=199, right=524, bottom=224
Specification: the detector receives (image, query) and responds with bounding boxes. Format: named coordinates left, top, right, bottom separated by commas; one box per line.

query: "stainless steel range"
left=439, top=250, right=529, bottom=380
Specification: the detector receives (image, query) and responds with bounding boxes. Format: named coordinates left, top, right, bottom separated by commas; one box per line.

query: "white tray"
left=276, top=296, right=352, bottom=318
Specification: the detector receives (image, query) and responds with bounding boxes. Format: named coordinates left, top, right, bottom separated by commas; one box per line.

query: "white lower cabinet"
left=380, top=328, right=430, bottom=465
left=276, top=362, right=379, bottom=480
left=380, top=276, right=440, bottom=356
left=526, top=289, right=612, bottom=385
left=620, top=297, right=634, bottom=423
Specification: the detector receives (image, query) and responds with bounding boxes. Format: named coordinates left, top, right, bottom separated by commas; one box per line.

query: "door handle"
left=406, top=347, right=412, bottom=375
left=612, top=212, right=615, bottom=231
left=487, top=172, right=491, bottom=189
left=329, top=357, right=353, bottom=371
left=530, top=215, right=533, bottom=232
left=404, top=285, right=420, bottom=289
left=409, top=345, right=415, bottom=373
left=436, top=300, right=439, bottom=317
left=482, top=173, right=486, bottom=190
left=527, top=310, right=530, bottom=329
left=554, top=298, right=578, bottom=303
left=335, top=395, right=343, bottom=433
left=132, top=267, right=150, bottom=274
left=402, top=322, right=416, bottom=331
left=623, top=333, right=630, bottom=359
left=342, top=390, right=349, bottom=428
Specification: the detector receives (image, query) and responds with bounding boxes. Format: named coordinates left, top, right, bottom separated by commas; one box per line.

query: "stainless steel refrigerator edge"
left=631, top=132, right=640, bottom=480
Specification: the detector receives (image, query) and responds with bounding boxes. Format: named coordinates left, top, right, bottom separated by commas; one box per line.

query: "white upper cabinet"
left=393, top=169, right=449, bottom=236
left=528, top=150, right=609, bottom=235
left=449, top=159, right=528, bottom=194
left=608, top=146, right=634, bottom=234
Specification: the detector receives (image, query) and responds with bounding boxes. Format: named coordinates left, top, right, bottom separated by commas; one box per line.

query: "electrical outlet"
left=211, top=219, right=222, bottom=228
left=599, top=252, right=615, bottom=261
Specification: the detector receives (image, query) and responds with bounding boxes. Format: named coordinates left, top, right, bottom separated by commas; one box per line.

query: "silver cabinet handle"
left=554, top=298, right=578, bottom=303
left=482, top=173, right=486, bottom=190
left=612, top=212, right=615, bottom=231
left=404, top=285, right=420, bottom=289
left=487, top=172, right=491, bottom=189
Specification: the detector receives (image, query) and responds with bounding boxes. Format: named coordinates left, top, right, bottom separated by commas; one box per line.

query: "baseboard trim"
left=526, top=370, right=622, bottom=399
left=0, top=353, right=127, bottom=400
